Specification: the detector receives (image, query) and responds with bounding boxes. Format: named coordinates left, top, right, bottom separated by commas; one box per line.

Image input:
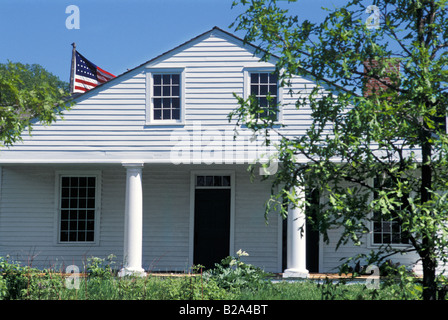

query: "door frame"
left=189, top=170, right=235, bottom=268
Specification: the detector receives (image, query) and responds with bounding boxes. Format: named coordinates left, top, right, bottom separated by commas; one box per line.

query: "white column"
left=119, top=162, right=146, bottom=277
left=283, top=184, right=309, bottom=278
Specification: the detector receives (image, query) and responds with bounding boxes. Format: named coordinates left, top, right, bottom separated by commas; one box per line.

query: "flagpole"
left=69, top=42, right=76, bottom=94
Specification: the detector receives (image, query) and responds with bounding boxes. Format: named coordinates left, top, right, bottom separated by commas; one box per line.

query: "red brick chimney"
left=363, top=59, right=400, bottom=97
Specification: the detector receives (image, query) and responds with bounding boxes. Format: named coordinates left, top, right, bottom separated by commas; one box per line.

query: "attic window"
left=153, top=74, right=180, bottom=120
left=146, top=69, right=184, bottom=125
left=249, top=72, right=278, bottom=121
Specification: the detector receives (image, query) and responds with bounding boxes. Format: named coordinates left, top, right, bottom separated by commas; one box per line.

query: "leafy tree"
left=0, top=61, right=72, bottom=146
left=230, top=0, right=448, bottom=300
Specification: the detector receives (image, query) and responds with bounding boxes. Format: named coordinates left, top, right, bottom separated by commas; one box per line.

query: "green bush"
left=0, top=256, right=33, bottom=299
left=203, top=250, right=273, bottom=294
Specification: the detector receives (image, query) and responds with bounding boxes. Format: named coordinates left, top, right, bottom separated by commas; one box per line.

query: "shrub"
left=0, top=256, right=34, bottom=299
left=203, top=249, right=272, bottom=294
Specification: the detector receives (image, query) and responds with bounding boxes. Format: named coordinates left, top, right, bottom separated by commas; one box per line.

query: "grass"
left=0, top=254, right=424, bottom=300
left=0, top=272, right=421, bottom=300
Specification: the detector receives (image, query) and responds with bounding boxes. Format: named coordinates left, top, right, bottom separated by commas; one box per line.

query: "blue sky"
left=0, top=0, right=349, bottom=84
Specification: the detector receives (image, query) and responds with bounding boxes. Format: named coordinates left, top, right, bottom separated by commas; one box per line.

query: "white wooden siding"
left=0, top=164, right=282, bottom=273
left=0, top=29, right=314, bottom=164
left=0, top=28, right=430, bottom=275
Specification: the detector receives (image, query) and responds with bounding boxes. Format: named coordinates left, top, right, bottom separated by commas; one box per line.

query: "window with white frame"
left=249, top=72, right=279, bottom=121
left=146, top=69, right=184, bottom=124
left=372, top=176, right=409, bottom=245
left=58, top=175, right=98, bottom=243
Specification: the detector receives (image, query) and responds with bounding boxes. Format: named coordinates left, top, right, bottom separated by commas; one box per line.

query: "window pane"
left=153, top=74, right=161, bottom=85
left=87, top=220, right=95, bottom=230
left=61, top=187, right=70, bottom=197
left=251, top=73, right=259, bottom=83
left=163, top=85, right=170, bottom=96
left=88, top=177, right=95, bottom=187
left=70, top=198, right=78, bottom=208
left=162, top=74, right=170, bottom=84
left=78, top=220, right=86, bottom=230
left=79, top=177, right=87, bottom=187
left=153, top=85, right=161, bottom=96
left=196, top=176, right=205, bottom=186
left=61, top=199, right=69, bottom=208
left=260, top=85, right=268, bottom=95
left=61, top=210, right=69, bottom=220
left=60, top=231, right=68, bottom=242
left=70, top=177, right=79, bottom=187
left=172, top=98, right=180, bottom=109
left=260, top=73, right=268, bottom=83
left=213, top=176, right=222, bottom=186
left=206, top=176, right=213, bottom=186
left=171, top=74, right=180, bottom=84
left=172, top=85, right=179, bottom=97
left=61, top=177, right=70, bottom=188
left=61, top=220, right=69, bottom=231
left=87, top=210, right=95, bottom=220
left=87, top=232, right=95, bottom=242
left=154, top=98, right=162, bottom=108
left=251, top=85, right=258, bottom=95
left=87, top=198, right=95, bottom=208
left=222, top=176, right=231, bottom=186
left=78, top=210, right=87, bottom=220
left=80, top=187, right=87, bottom=197
left=78, top=198, right=87, bottom=208
left=374, top=233, right=382, bottom=244
left=87, top=187, right=95, bottom=197
left=154, top=109, right=162, bottom=120
left=172, top=109, right=180, bottom=120
left=163, top=109, right=171, bottom=120
left=259, top=97, right=268, bottom=108
left=70, top=187, right=78, bottom=197
left=78, top=232, right=86, bottom=242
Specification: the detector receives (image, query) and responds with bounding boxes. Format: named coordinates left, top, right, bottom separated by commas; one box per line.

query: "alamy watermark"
left=65, top=5, right=80, bottom=30
left=365, top=265, right=380, bottom=289
left=65, top=265, right=80, bottom=290
left=169, top=122, right=279, bottom=175
left=366, top=5, right=380, bottom=29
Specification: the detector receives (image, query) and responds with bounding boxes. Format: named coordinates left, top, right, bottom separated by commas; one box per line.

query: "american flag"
left=72, top=51, right=115, bottom=93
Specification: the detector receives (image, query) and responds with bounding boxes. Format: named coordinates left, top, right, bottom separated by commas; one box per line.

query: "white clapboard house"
left=0, top=27, right=422, bottom=277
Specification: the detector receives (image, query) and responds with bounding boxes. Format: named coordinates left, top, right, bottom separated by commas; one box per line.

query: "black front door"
left=194, top=188, right=230, bottom=269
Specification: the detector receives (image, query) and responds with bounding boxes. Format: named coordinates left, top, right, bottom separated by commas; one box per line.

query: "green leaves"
left=0, top=61, right=73, bottom=147
left=231, top=0, right=448, bottom=299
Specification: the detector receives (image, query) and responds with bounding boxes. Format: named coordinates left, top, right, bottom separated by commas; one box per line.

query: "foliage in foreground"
left=229, top=0, right=448, bottom=301
left=0, top=254, right=438, bottom=300
left=0, top=62, right=72, bottom=147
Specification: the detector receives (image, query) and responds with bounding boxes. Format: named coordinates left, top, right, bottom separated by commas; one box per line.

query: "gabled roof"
left=68, top=26, right=279, bottom=101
